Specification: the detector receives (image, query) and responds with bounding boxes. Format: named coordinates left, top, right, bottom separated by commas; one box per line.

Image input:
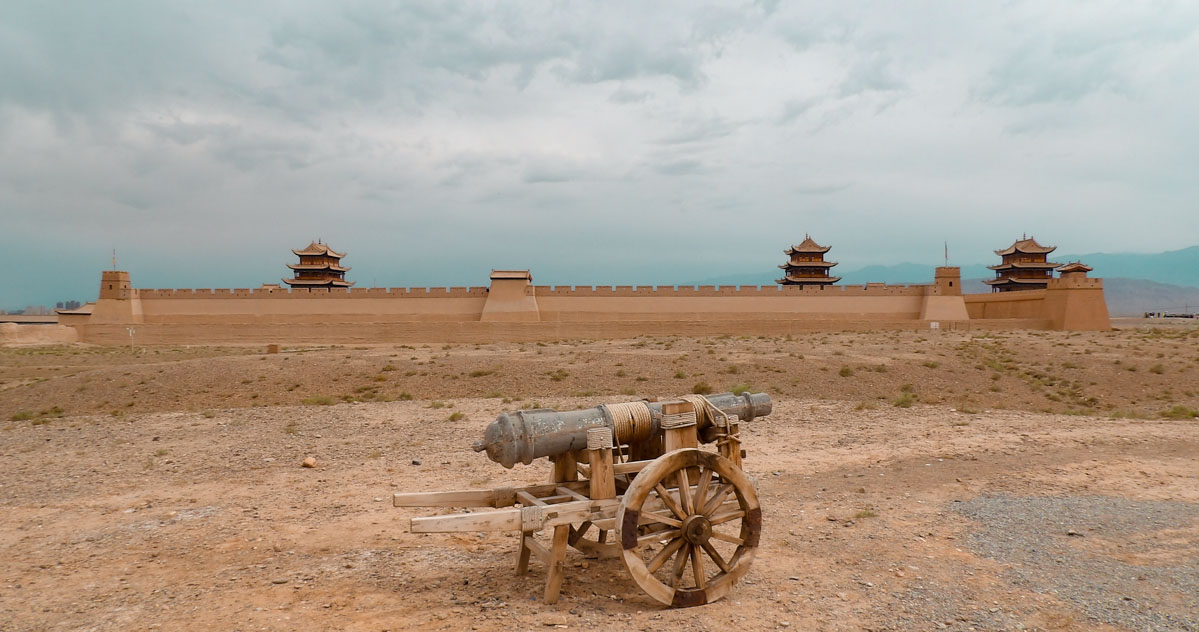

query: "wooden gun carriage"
left=392, top=392, right=770, bottom=607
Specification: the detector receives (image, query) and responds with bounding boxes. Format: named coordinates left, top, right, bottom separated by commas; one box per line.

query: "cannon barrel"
left=472, top=392, right=772, bottom=468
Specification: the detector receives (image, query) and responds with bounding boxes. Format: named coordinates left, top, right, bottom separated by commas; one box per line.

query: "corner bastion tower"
left=984, top=236, right=1061, bottom=292
left=777, top=235, right=841, bottom=286
left=284, top=241, right=354, bottom=289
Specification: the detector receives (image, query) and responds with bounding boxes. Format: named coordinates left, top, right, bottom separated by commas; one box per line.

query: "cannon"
left=472, top=391, right=772, bottom=467
left=393, top=393, right=770, bottom=607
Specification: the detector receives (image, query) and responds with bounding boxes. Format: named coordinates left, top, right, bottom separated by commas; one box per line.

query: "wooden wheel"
left=615, top=448, right=761, bottom=607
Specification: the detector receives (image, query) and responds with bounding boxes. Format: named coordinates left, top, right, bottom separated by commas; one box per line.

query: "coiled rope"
left=601, top=401, right=654, bottom=444
left=679, top=394, right=741, bottom=453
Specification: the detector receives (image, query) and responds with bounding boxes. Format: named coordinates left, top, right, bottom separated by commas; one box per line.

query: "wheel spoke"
left=700, top=540, right=731, bottom=573
left=675, top=470, right=694, bottom=515
left=690, top=543, right=706, bottom=589
left=637, top=528, right=680, bottom=546
left=640, top=511, right=683, bottom=528
left=701, top=483, right=734, bottom=516
left=654, top=483, right=687, bottom=520
left=709, top=530, right=745, bottom=546
left=671, top=542, right=689, bottom=588
left=692, top=466, right=713, bottom=513
left=708, top=509, right=746, bottom=526
left=647, top=537, right=685, bottom=574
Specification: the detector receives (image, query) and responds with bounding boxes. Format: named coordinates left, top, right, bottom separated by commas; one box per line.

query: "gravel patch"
left=955, top=495, right=1199, bottom=632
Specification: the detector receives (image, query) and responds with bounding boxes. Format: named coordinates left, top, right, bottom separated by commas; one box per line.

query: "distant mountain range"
left=696, top=246, right=1199, bottom=317
left=842, top=246, right=1199, bottom=288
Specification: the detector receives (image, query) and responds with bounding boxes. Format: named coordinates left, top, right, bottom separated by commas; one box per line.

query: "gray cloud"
left=1, top=1, right=1197, bottom=309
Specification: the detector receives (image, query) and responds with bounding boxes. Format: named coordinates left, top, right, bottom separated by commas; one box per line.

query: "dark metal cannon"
left=472, top=391, right=772, bottom=468
left=396, top=392, right=772, bottom=607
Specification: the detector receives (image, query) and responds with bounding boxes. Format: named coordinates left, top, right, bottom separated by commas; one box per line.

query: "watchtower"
left=984, top=236, right=1061, bottom=292
left=776, top=236, right=841, bottom=287
left=99, top=270, right=132, bottom=299
left=284, top=241, right=354, bottom=289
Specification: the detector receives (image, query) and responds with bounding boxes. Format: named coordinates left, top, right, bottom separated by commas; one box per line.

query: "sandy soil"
left=1, top=324, right=1197, bottom=631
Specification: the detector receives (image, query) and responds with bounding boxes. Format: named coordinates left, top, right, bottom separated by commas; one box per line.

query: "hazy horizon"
left=3, top=2, right=1198, bottom=308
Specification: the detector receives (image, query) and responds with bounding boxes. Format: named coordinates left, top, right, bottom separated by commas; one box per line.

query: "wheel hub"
left=681, top=514, right=712, bottom=545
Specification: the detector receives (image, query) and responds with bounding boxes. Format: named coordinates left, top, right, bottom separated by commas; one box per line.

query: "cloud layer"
left=2, top=1, right=1197, bottom=307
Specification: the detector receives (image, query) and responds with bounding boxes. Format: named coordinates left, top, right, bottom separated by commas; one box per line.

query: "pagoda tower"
left=284, top=241, right=354, bottom=288
left=777, top=235, right=841, bottom=286
left=984, top=236, right=1060, bottom=292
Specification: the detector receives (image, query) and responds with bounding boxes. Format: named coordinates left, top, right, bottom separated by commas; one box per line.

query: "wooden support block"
left=661, top=401, right=699, bottom=484
left=586, top=427, right=616, bottom=501
left=661, top=401, right=698, bottom=453
left=550, top=453, right=578, bottom=483
left=544, top=524, right=570, bottom=604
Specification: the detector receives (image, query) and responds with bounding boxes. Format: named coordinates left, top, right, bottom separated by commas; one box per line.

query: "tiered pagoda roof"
left=784, top=236, right=832, bottom=255
left=1056, top=261, right=1093, bottom=274
left=777, top=235, right=841, bottom=286
left=293, top=242, right=347, bottom=258
left=284, top=241, right=354, bottom=288
left=984, top=236, right=1061, bottom=292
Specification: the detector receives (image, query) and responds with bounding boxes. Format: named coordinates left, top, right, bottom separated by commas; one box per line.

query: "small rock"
left=271, top=578, right=289, bottom=585
left=1066, top=530, right=1083, bottom=537
left=412, top=459, right=422, bottom=466
left=302, top=457, right=317, bottom=468
left=536, top=613, right=570, bottom=626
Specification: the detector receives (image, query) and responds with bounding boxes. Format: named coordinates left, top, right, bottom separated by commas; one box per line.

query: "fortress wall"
left=125, top=283, right=933, bottom=325
left=70, top=316, right=1049, bottom=346
left=962, top=290, right=1050, bottom=320
left=138, top=297, right=487, bottom=322
left=531, top=284, right=928, bottom=297
left=137, top=286, right=489, bottom=298
left=535, top=294, right=926, bottom=321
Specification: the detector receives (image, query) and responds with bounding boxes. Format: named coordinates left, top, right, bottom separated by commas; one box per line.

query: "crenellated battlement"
left=532, top=283, right=930, bottom=297
left=137, top=286, right=490, bottom=299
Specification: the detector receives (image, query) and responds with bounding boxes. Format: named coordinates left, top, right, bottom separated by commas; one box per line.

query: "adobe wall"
left=69, top=317, right=1051, bottom=346
left=0, top=323, right=79, bottom=346
left=534, top=284, right=929, bottom=321
left=1043, top=277, right=1110, bottom=331
left=59, top=264, right=1113, bottom=343
left=963, top=290, right=1050, bottom=320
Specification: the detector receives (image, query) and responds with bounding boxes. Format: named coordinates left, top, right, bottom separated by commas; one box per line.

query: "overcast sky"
left=2, top=1, right=1198, bottom=307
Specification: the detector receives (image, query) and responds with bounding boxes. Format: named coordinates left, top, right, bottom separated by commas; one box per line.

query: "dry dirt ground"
left=1, top=322, right=1198, bottom=631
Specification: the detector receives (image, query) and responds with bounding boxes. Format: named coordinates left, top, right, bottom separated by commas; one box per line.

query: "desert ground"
left=2, top=321, right=1197, bottom=631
